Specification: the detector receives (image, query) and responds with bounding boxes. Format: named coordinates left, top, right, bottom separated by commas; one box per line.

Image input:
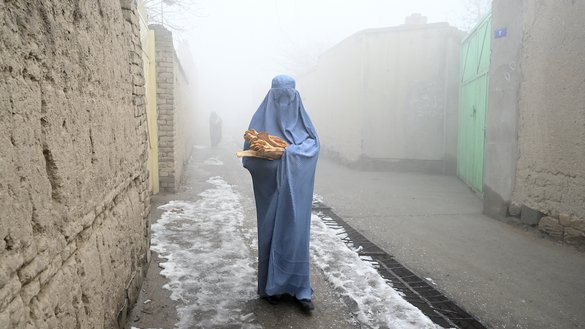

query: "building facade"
left=484, top=0, right=585, bottom=245
left=300, top=15, right=464, bottom=174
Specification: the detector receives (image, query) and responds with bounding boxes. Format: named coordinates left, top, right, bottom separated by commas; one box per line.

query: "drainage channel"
left=313, top=202, right=487, bottom=329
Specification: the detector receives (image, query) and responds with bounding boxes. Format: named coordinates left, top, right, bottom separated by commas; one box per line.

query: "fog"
left=167, top=0, right=488, bottom=144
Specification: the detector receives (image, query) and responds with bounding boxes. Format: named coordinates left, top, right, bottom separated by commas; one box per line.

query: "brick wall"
left=152, top=24, right=192, bottom=192
left=0, top=1, right=150, bottom=327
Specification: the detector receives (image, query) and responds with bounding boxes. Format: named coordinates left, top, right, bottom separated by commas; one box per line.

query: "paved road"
left=127, top=143, right=365, bottom=329
left=314, top=150, right=585, bottom=329
left=128, top=137, right=585, bottom=329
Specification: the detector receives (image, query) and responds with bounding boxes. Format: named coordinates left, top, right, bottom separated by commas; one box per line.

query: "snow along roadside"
left=310, top=211, right=445, bottom=329
left=149, top=173, right=442, bottom=329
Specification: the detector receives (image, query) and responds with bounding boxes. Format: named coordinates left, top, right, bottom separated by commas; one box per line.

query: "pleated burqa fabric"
left=242, top=75, right=319, bottom=300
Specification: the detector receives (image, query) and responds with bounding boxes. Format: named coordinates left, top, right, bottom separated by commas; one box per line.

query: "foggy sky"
left=178, top=0, right=484, bottom=138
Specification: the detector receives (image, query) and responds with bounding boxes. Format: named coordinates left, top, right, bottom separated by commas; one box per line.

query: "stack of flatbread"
left=236, top=129, right=288, bottom=160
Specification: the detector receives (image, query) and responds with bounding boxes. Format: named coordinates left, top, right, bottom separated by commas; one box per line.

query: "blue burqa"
left=243, top=75, right=319, bottom=300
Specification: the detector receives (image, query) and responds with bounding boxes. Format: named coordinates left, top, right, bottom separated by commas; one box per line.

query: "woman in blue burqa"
left=242, top=75, right=319, bottom=313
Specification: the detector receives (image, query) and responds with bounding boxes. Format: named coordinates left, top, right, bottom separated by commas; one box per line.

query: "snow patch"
left=204, top=157, right=224, bottom=166
left=311, top=213, right=443, bottom=329
left=312, top=193, right=324, bottom=205
left=151, top=176, right=261, bottom=329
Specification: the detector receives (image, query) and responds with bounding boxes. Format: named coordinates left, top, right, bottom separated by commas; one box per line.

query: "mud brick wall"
left=510, top=1, right=585, bottom=245
left=152, top=24, right=191, bottom=193
left=0, top=1, right=150, bottom=328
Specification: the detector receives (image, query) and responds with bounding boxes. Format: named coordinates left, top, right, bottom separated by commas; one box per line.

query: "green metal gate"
left=457, top=14, right=491, bottom=193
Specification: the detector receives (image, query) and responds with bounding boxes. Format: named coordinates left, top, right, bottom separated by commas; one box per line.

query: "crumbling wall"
left=510, top=0, right=585, bottom=245
left=0, top=1, right=150, bottom=328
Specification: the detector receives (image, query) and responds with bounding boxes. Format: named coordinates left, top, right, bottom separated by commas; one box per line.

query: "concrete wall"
left=485, top=0, right=585, bottom=246
left=483, top=0, right=523, bottom=218
left=360, top=23, right=462, bottom=173
left=300, top=18, right=463, bottom=173
left=299, top=36, right=365, bottom=164
left=0, top=1, right=150, bottom=328
left=152, top=25, right=194, bottom=193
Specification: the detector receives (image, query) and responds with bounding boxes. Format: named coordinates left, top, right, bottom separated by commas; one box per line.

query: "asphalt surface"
left=127, top=138, right=585, bottom=329
left=314, top=152, right=585, bottom=329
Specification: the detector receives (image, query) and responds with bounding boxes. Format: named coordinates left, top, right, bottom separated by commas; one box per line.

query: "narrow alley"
left=128, top=139, right=444, bottom=329
left=127, top=137, right=585, bottom=329
left=2, top=1, right=585, bottom=329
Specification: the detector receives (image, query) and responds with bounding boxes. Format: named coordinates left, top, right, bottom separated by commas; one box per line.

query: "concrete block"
left=508, top=202, right=522, bottom=217
left=569, top=218, right=585, bottom=232
left=520, top=205, right=544, bottom=226
left=538, top=216, right=564, bottom=239
left=559, top=213, right=571, bottom=226
left=564, top=227, right=585, bottom=245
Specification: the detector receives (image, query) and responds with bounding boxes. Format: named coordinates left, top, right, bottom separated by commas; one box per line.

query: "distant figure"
left=242, top=75, right=320, bottom=314
left=209, top=111, right=222, bottom=147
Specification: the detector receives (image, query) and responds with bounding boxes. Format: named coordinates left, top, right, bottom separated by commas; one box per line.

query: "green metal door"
left=457, top=15, right=491, bottom=193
